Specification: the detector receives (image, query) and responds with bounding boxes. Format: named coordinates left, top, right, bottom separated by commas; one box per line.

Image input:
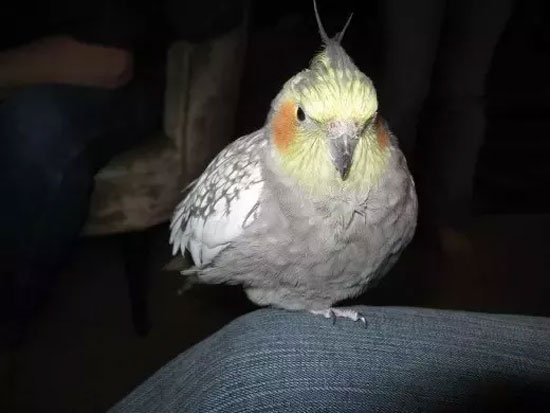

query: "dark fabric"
left=1, top=0, right=140, bottom=50
left=0, top=0, right=169, bottom=88
left=0, top=81, right=163, bottom=332
left=1, top=0, right=247, bottom=91
left=164, top=0, right=248, bottom=42
left=0, top=0, right=249, bottom=347
left=377, top=0, right=515, bottom=229
left=1, top=0, right=248, bottom=50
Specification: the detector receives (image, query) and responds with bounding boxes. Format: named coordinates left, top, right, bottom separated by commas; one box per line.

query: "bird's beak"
left=329, top=134, right=359, bottom=180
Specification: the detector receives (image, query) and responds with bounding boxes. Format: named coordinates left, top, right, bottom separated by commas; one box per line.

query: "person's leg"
left=0, top=81, right=162, bottom=339
left=418, top=0, right=515, bottom=233
left=376, top=0, right=445, bottom=163
left=110, top=307, right=550, bottom=413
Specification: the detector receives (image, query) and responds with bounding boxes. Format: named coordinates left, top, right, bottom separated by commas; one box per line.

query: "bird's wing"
left=169, top=129, right=266, bottom=267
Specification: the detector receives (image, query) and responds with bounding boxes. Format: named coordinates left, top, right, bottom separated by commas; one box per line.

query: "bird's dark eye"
left=297, top=106, right=306, bottom=122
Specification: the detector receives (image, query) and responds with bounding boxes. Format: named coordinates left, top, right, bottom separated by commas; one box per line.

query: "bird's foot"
left=310, top=308, right=367, bottom=327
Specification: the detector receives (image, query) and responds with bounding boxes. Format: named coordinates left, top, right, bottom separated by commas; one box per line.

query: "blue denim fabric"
left=110, top=306, right=550, bottom=412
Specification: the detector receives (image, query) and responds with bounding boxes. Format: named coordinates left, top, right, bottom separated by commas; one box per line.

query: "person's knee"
left=208, top=309, right=290, bottom=357
left=181, top=308, right=379, bottom=411
left=194, top=309, right=304, bottom=376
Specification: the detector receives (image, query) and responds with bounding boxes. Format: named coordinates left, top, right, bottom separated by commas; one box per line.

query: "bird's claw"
left=310, top=308, right=367, bottom=327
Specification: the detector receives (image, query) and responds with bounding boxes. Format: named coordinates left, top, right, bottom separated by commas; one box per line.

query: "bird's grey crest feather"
left=313, top=0, right=354, bottom=44
left=335, top=12, right=354, bottom=43
left=310, top=0, right=358, bottom=81
left=313, top=0, right=330, bottom=43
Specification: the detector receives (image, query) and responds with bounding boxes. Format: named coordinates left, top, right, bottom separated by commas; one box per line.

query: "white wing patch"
left=169, top=130, right=266, bottom=267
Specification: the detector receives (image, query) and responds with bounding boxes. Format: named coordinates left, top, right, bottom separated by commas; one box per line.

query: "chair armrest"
left=163, top=21, right=248, bottom=187
left=163, top=41, right=192, bottom=150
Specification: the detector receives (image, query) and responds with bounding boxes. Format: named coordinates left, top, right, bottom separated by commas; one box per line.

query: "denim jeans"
left=0, top=81, right=162, bottom=324
left=110, top=306, right=550, bottom=412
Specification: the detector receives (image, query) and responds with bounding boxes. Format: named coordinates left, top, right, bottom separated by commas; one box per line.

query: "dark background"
left=1, top=0, right=549, bottom=411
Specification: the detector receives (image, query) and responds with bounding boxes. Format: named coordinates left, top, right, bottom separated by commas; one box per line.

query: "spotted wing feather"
left=169, top=129, right=266, bottom=267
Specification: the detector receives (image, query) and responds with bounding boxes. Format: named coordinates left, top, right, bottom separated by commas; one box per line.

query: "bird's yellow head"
left=268, top=2, right=391, bottom=195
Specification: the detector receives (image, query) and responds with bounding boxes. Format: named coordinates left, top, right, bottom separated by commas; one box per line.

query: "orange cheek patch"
left=375, top=115, right=390, bottom=149
left=272, top=100, right=297, bottom=152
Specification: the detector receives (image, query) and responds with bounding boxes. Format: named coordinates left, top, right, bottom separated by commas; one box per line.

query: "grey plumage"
left=170, top=126, right=416, bottom=311
left=169, top=3, right=417, bottom=318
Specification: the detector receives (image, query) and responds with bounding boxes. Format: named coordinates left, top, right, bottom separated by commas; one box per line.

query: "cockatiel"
left=170, top=1, right=417, bottom=323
